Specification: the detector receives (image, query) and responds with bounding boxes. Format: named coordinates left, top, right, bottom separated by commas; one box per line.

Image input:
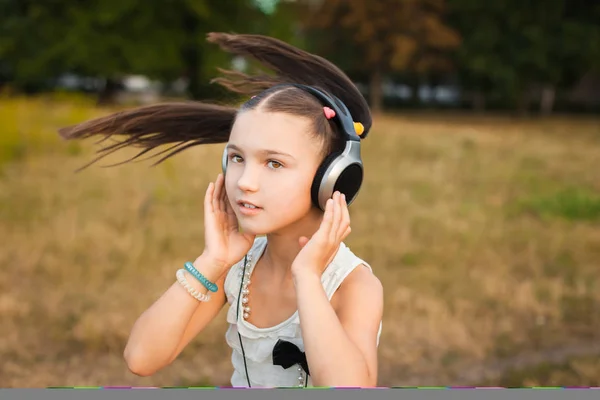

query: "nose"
left=236, top=163, right=260, bottom=193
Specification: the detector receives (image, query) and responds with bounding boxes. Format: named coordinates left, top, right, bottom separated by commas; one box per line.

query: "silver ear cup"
left=314, top=140, right=363, bottom=210
left=221, top=147, right=228, bottom=175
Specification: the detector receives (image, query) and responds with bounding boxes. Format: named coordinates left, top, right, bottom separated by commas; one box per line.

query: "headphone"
left=221, top=84, right=365, bottom=211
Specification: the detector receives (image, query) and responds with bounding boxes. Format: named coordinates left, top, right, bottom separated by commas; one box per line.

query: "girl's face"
left=224, top=109, right=324, bottom=235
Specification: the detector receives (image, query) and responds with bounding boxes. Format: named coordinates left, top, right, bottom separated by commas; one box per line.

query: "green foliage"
left=0, top=0, right=298, bottom=98
left=2, top=0, right=599, bottom=110
left=302, top=0, right=460, bottom=74
left=448, top=0, right=600, bottom=106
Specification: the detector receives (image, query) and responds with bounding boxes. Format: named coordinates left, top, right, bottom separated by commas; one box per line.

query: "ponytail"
left=207, top=33, right=372, bottom=136
left=59, top=32, right=371, bottom=169
left=59, top=102, right=236, bottom=170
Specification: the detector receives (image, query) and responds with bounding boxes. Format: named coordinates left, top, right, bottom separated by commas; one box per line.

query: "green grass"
left=0, top=93, right=102, bottom=170
left=516, top=187, right=600, bottom=222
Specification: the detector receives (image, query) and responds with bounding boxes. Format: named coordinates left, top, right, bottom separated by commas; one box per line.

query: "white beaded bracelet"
left=176, top=269, right=211, bottom=302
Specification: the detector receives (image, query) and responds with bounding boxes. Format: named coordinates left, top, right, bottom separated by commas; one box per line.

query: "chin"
left=238, top=218, right=299, bottom=237
left=237, top=220, right=271, bottom=236
left=236, top=207, right=316, bottom=237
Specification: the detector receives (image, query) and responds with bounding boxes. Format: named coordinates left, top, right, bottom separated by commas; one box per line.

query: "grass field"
left=1, top=95, right=599, bottom=387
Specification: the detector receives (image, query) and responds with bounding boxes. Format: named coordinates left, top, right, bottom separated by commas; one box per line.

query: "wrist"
left=193, top=253, right=228, bottom=283
left=291, top=266, right=321, bottom=286
left=178, top=270, right=210, bottom=295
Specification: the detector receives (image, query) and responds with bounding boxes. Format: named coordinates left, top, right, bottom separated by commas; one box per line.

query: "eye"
left=229, top=154, right=243, bottom=163
left=267, top=160, right=283, bottom=169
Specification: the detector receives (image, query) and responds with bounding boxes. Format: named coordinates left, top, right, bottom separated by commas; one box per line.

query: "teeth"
left=243, top=203, right=257, bottom=209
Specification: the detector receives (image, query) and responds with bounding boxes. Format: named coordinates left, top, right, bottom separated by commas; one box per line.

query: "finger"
left=314, top=198, right=332, bottom=242
left=330, top=192, right=342, bottom=243
left=226, top=195, right=238, bottom=228
left=339, top=193, right=351, bottom=238
left=223, top=187, right=240, bottom=232
left=204, top=182, right=215, bottom=214
left=320, top=198, right=334, bottom=238
left=212, top=174, right=223, bottom=213
left=298, top=236, right=309, bottom=248
left=341, top=225, right=351, bottom=241
left=219, top=176, right=229, bottom=213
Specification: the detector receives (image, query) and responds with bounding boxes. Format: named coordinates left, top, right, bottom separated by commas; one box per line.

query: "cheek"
left=275, top=178, right=312, bottom=205
left=268, top=170, right=315, bottom=216
left=224, top=173, right=238, bottom=205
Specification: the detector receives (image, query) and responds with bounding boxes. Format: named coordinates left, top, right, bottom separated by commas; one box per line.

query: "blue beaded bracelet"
left=184, top=262, right=218, bottom=293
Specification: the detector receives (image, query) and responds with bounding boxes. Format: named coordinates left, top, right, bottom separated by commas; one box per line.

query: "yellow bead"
left=353, top=122, right=365, bottom=136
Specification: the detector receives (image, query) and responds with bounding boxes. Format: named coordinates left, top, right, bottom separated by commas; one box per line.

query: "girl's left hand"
left=291, top=191, right=351, bottom=279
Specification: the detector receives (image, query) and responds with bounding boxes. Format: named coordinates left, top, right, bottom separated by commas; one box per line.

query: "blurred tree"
left=448, top=0, right=600, bottom=114
left=297, top=0, right=461, bottom=111
left=0, top=0, right=294, bottom=102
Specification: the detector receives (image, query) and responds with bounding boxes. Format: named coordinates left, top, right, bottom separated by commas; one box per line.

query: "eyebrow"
left=226, top=144, right=295, bottom=159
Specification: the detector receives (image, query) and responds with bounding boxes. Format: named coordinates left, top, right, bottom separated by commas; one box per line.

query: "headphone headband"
left=278, top=84, right=361, bottom=142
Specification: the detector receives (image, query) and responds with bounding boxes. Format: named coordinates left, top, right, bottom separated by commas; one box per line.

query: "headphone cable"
left=237, top=255, right=252, bottom=387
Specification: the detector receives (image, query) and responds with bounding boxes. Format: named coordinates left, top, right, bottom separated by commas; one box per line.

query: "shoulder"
left=331, top=258, right=383, bottom=338
left=331, top=262, right=383, bottom=382
left=334, top=264, right=383, bottom=316
left=332, top=243, right=383, bottom=307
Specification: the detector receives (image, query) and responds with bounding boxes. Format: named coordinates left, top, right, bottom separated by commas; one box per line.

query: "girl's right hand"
left=199, top=173, right=256, bottom=277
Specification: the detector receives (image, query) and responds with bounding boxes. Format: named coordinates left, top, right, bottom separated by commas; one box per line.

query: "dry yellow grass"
left=1, top=96, right=599, bottom=387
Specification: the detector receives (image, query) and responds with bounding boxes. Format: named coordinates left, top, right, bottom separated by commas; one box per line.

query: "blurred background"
left=1, top=0, right=599, bottom=388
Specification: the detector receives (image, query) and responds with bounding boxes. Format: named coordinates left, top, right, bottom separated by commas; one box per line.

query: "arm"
left=124, top=173, right=255, bottom=376
left=123, top=255, right=230, bottom=377
left=294, top=264, right=383, bottom=387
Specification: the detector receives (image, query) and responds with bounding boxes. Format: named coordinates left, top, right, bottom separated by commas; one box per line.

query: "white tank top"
left=223, top=236, right=383, bottom=388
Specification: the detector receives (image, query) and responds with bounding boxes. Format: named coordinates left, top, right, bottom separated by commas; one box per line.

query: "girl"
left=59, top=33, right=383, bottom=388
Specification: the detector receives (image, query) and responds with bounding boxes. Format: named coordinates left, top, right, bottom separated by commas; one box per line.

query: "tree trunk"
left=516, top=89, right=531, bottom=116
left=409, top=76, right=420, bottom=106
left=97, top=78, right=121, bottom=106
left=472, top=91, right=486, bottom=112
left=369, top=67, right=383, bottom=112
left=540, top=85, right=555, bottom=116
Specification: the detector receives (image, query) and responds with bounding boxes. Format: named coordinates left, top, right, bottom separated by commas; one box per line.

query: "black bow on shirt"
left=272, top=339, right=310, bottom=376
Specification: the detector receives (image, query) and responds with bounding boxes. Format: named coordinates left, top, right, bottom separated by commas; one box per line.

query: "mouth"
left=237, top=200, right=263, bottom=215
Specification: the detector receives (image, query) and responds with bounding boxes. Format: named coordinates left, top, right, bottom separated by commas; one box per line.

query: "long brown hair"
left=58, top=33, right=372, bottom=169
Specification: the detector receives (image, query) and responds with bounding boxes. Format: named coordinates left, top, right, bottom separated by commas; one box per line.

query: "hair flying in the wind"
left=58, top=33, right=372, bottom=170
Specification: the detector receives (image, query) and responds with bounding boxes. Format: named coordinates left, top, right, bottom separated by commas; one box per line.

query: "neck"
left=262, top=206, right=323, bottom=280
